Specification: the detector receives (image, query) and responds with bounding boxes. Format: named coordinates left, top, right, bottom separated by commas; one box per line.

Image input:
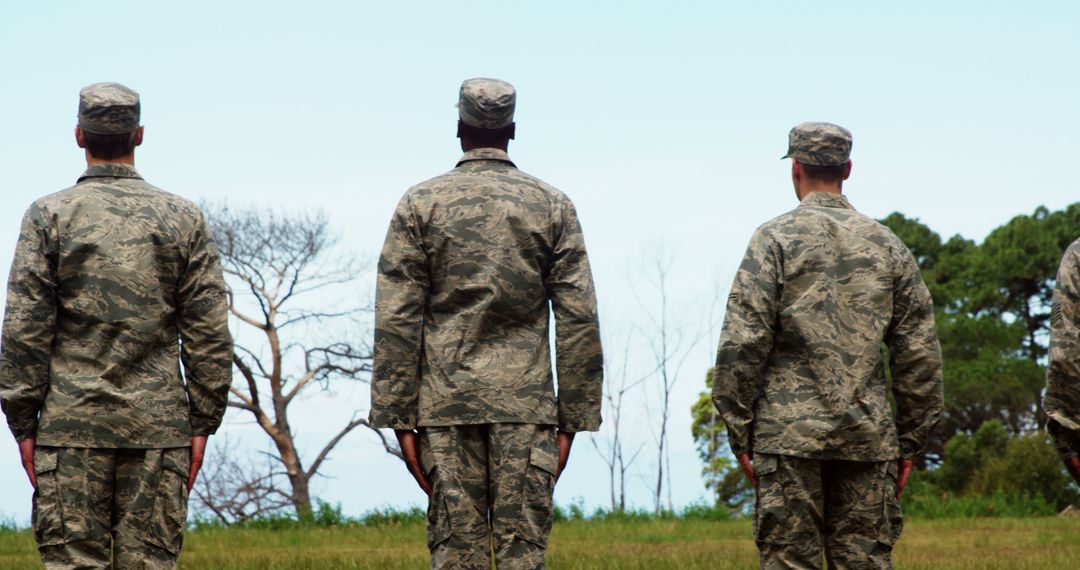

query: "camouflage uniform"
left=370, top=78, right=603, bottom=569
left=1047, top=238, right=1080, bottom=459
left=713, top=123, right=943, bottom=569
left=0, top=83, right=232, bottom=569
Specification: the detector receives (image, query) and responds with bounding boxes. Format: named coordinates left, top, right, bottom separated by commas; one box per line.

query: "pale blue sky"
left=0, top=1, right=1077, bottom=523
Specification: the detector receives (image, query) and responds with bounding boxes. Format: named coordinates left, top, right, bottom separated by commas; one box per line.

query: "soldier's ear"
left=75, top=126, right=86, bottom=149
left=842, top=160, right=852, bottom=181
left=507, top=123, right=516, bottom=140
left=456, top=120, right=464, bottom=139
left=132, top=126, right=144, bottom=148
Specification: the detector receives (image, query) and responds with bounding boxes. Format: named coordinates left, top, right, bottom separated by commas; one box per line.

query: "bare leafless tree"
left=192, top=437, right=294, bottom=524
left=589, top=330, right=649, bottom=512
left=202, top=204, right=401, bottom=520
left=632, top=247, right=702, bottom=514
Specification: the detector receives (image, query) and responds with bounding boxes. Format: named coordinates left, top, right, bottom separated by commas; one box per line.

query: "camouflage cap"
left=78, top=82, right=140, bottom=134
left=782, top=122, right=853, bottom=166
left=458, top=78, right=515, bottom=129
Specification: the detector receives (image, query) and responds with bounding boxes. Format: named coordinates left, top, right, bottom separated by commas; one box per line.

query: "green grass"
left=2, top=518, right=1079, bottom=568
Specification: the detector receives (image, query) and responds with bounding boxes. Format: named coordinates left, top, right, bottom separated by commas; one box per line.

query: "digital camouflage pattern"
left=754, top=453, right=902, bottom=569
left=33, top=446, right=190, bottom=568
left=1047, top=238, right=1080, bottom=459
left=458, top=78, right=516, bottom=129
left=419, top=423, right=558, bottom=570
left=370, top=147, right=603, bottom=432
left=0, top=163, right=233, bottom=447
left=782, top=122, right=853, bottom=166
left=713, top=192, right=944, bottom=461
left=78, top=82, right=141, bottom=134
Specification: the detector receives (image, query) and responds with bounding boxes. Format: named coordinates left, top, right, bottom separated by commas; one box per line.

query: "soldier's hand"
left=737, top=452, right=757, bottom=488
left=188, top=435, right=208, bottom=492
left=395, top=430, right=432, bottom=496
left=18, top=437, right=36, bottom=490
left=1065, top=456, right=1080, bottom=486
left=896, top=458, right=914, bottom=498
left=556, top=430, right=575, bottom=481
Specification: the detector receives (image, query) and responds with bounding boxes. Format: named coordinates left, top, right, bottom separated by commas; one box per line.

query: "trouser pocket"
left=426, top=464, right=453, bottom=550
left=752, top=453, right=780, bottom=545
left=146, top=448, right=191, bottom=555
left=879, top=461, right=904, bottom=547
left=31, top=448, right=63, bottom=546
left=518, top=437, right=558, bottom=547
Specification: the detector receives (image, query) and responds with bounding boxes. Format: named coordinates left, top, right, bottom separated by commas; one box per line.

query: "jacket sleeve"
left=885, top=244, right=944, bottom=459
left=1047, top=241, right=1080, bottom=459
left=0, top=204, right=57, bottom=441
left=369, top=194, right=428, bottom=430
left=177, top=212, right=233, bottom=437
left=712, top=229, right=780, bottom=456
left=547, top=195, right=603, bottom=432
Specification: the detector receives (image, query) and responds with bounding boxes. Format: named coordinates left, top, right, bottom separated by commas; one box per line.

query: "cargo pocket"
left=147, top=448, right=190, bottom=555
left=426, top=467, right=452, bottom=550
left=879, top=461, right=904, bottom=547
left=518, top=442, right=558, bottom=547
left=752, top=454, right=780, bottom=544
left=31, top=448, right=64, bottom=546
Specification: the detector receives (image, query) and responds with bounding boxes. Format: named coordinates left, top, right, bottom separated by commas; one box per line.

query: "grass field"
left=2, top=517, right=1079, bottom=568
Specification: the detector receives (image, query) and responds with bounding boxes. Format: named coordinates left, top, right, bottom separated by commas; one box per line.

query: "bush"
left=978, top=432, right=1078, bottom=509
left=679, top=502, right=735, bottom=521
left=908, top=420, right=1079, bottom=516
left=358, top=506, right=426, bottom=526
left=903, top=490, right=1056, bottom=518
left=0, top=515, right=21, bottom=533
left=555, top=502, right=733, bottom=522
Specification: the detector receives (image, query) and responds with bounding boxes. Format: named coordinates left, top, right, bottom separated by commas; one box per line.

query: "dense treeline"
left=693, top=204, right=1080, bottom=514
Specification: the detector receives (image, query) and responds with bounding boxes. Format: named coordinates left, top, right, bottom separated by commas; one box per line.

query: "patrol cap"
left=782, top=122, right=852, bottom=166
left=458, top=78, right=516, bottom=129
left=78, top=82, right=140, bottom=134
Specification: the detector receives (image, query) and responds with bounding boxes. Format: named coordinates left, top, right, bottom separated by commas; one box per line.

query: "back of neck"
left=85, top=152, right=135, bottom=168
left=798, top=183, right=842, bottom=200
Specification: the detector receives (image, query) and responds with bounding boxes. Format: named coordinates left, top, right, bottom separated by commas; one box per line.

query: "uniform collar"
left=456, top=148, right=516, bottom=167
left=798, top=191, right=854, bottom=210
left=77, top=163, right=143, bottom=183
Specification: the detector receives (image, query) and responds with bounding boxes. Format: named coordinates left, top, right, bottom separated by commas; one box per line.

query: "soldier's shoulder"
left=26, top=186, right=77, bottom=212
left=515, top=167, right=568, bottom=200
left=758, top=203, right=900, bottom=247
left=858, top=215, right=912, bottom=252
left=395, top=170, right=454, bottom=208
left=141, top=183, right=205, bottom=218
left=37, top=178, right=205, bottom=225
left=1067, top=237, right=1080, bottom=256
left=752, top=208, right=802, bottom=240
left=404, top=164, right=567, bottom=204
left=1057, top=237, right=1080, bottom=275
left=23, top=183, right=97, bottom=218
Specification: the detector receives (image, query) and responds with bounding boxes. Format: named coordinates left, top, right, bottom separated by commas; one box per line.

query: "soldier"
left=712, top=123, right=944, bottom=569
left=0, top=83, right=232, bottom=568
left=1046, top=239, right=1080, bottom=485
left=369, top=78, right=603, bottom=570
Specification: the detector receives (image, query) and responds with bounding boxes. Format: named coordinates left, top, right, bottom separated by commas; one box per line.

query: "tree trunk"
left=277, top=436, right=313, bottom=520
left=289, top=473, right=313, bottom=521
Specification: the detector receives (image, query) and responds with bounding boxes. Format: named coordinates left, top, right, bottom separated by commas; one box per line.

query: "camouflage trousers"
left=753, top=453, right=903, bottom=570
left=418, top=423, right=559, bottom=570
left=32, top=446, right=191, bottom=569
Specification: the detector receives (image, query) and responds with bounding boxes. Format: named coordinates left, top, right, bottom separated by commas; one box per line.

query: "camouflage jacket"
left=712, top=192, right=943, bottom=461
left=1047, top=238, right=1080, bottom=459
left=0, top=163, right=232, bottom=448
left=370, top=148, right=603, bottom=432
